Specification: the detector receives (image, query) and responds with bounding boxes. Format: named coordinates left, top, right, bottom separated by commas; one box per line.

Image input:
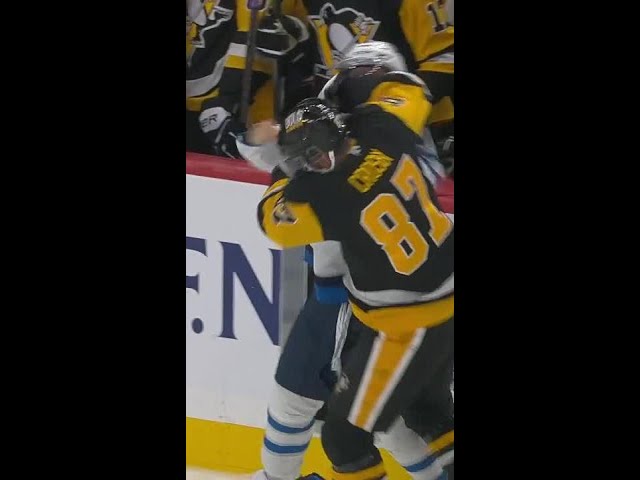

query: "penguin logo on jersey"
left=187, top=1, right=234, bottom=63
left=308, top=3, right=381, bottom=79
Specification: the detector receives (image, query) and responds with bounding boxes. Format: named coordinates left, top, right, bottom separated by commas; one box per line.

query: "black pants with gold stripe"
left=321, top=316, right=454, bottom=472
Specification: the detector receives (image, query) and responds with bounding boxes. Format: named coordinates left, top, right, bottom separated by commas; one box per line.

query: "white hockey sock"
left=375, top=417, right=445, bottom=480
left=262, top=383, right=324, bottom=480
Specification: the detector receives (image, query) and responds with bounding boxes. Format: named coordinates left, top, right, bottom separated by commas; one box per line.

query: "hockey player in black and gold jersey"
left=259, top=77, right=453, bottom=355
left=237, top=45, right=452, bottom=480
left=254, top=58, right=453, bottom=480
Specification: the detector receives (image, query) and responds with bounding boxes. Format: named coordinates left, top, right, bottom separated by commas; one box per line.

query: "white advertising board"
left=186, top=174, right=282, bottom=427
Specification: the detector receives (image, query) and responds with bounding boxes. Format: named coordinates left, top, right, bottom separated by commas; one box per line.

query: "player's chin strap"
left=328, top=150, right=336, bottom=171
left=330, top=302, right=352, bottom=376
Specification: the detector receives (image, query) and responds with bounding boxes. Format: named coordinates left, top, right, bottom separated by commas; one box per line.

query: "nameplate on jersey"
left=348, top=149, right=394, bottom=193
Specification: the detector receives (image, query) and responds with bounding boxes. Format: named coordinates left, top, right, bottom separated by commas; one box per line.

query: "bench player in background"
left=194, top=0, right=313, bottom=157
left=204, top=1, right=453, bottom=165
left=253, top=0, right=455, bottom=177
left=255, top=0, right=454, bottom=119
left=255, top=54, right=453, bottom=480
left=187, top=0, right=237, bottom=153
left=188, top=0, right=312, bottom=156
left=239, top=41, right=454, bottom=480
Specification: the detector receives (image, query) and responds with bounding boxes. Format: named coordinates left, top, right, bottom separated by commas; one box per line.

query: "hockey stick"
left=240, top=0, right=266, bottom=126
left=270, top=0, right=285, bottom=119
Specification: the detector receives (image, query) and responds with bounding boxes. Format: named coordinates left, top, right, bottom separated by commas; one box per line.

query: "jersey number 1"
left=427, top=1, right=448, bottom=33
left=360, top=155, right=452, bottom=276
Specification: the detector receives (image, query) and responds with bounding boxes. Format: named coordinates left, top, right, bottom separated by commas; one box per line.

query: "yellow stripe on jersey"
left=249, top=79, right=275, bottom=123
left=259, top=179, right=326, bottom=247
left=428, top=430, right=454, bottom=454
left=331, top=461, right=386, bottom=480
left=263, top=178, right=289, bottom=197
left=225, top=1, right=271, bottom=74
left=367, top=81, right=431, bottom=136
left=186, top=80, right=275, bottom=121
left=351, top=331, right=421, bottom=430
left=225, top=54, right=273, bottom=75
left=419, top=61, right=454, bottom=74
left=186, top=21, right=197, bottom=59
left=350, top=295, right=453, bottom=336
left=430, top=97, right=454, bottom=125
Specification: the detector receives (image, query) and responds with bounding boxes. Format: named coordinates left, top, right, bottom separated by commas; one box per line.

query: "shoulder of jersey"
left=380, top=71, right=433, bottom=102
left=284, top=173, right=319, bottom=203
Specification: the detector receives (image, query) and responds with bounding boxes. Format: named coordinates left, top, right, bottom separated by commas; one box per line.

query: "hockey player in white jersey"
left=237, top=41, right=453, bottom=480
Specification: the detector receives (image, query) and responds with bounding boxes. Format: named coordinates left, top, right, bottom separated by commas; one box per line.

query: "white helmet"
left=334, top=41, right=408, bottom=73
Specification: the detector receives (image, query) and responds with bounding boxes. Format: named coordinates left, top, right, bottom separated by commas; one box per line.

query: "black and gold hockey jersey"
left=297, top=1, right=452, bottom=78
left=258, top=73, right=453, bottom=335
left=297, top=0, right=454, bottom=123
left=186, top=0, right=237, bottom=112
